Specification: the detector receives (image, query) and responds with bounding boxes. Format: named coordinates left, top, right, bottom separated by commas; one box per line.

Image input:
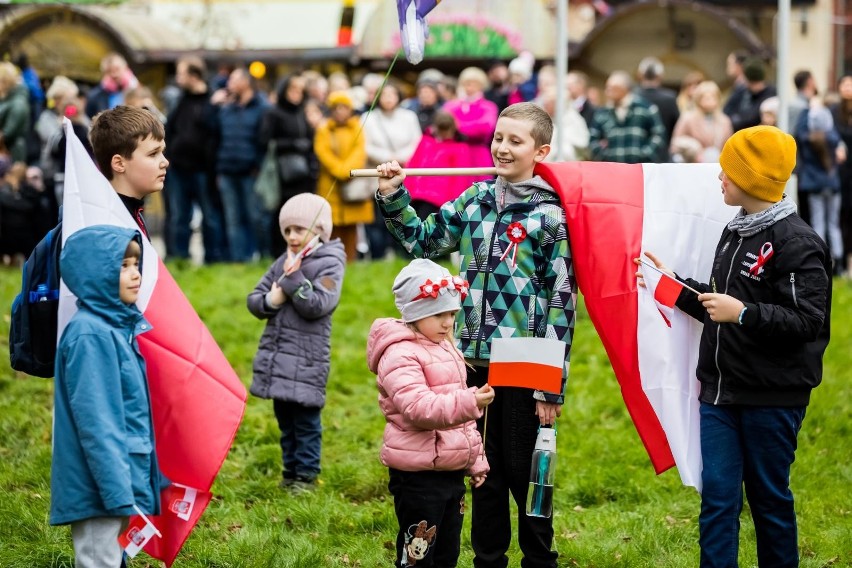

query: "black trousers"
left=388, top=469, right=466, bottom=568
left=467, top=366, right=557, bottom=568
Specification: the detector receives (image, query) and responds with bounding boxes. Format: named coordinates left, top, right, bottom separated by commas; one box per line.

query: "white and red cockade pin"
left=412, top=276, right=470, bottom=301
left=499, top=222, right=527, bottom=267
left=749, top=242, right=774, bottom=276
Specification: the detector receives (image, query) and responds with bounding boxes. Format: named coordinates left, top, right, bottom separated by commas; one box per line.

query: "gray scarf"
left=726, top=196, right=797, bottom=237
left=494, top=175, right=555, bottom=213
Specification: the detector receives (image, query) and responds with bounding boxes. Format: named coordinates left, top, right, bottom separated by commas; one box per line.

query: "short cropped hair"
left=498, top=102, right=553, bottom=147
left=124, top=238, right=142, bottom=261
left=89, top=106, right=165, bottom=180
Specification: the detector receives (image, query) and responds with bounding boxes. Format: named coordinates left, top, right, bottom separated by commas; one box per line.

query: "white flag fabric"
left=539, top=161, right=738, bottom=491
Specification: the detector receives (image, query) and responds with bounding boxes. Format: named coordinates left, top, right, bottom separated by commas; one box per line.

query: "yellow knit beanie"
left=718, top=125, right=797, bottom=203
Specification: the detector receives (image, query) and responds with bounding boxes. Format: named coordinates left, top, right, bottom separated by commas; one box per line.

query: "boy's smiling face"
left=491, top=116, right=550, bottom=184
left=114, top=135, right=169, bottom=198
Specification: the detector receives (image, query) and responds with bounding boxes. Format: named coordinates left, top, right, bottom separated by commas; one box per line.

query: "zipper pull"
left=790, top=273, right=795, bottom=284
left=500, top=187, right=505, bottom=208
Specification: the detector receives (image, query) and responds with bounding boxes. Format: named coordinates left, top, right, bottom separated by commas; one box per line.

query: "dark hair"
left=793, top=70, right=812, bottom=90
left=89, top=106, right=165, bottom=180
left=743, top=58, right=766, bottom=83
left=124, top=238, right=142, bottom=261
left=275, top=74, right=305, bottom=108
left=177, top=55, right=207, bottom=81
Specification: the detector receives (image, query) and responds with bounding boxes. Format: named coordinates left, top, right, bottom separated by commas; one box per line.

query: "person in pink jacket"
left=443, top=67, right=499, bottom=180
left=367, top=258, right=495, bottom=568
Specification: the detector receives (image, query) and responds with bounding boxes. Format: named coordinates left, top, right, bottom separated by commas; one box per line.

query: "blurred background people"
left=670, top=81, right=732, bottom=163
left=0, top=62, right=31, bottom=163
left=212, top=67, right=268, bottom=261
left=165, top=55, right=227, bottom=264
left=636, top=56, right=680, bottom=162
left=361, top=81, right=421, bottom=259
left=314, top=91, right=368, bottom=262
left=443, top=66, right=498, bottom=177
left=589, top=70, right=666, bottom=163
left=85, top=53, right=139, bottom=118
left=260, top=74, right=318, bottom=257
left=831, top=74, right=852, bottom=277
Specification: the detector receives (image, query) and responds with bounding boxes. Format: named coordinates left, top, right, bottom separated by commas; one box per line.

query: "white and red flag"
left=489, top=337, right=566, bottom=394
left=59, top=119, right=247, bottom=564
left=537, top=161, right=737, bottom=491
left=639, top=259, right=694, bottom=327
left=118, top=507, right=161, bottom=559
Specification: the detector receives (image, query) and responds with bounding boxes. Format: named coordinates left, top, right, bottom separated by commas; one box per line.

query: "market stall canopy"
left=145, top=0, right=380, bottom=52
left=0, top=5, right=194, bottom=82
left=358, top=0, right=556, bottom=61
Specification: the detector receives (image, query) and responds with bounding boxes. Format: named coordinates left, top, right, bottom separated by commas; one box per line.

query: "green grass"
left=1, top=260, right=850, bottom=567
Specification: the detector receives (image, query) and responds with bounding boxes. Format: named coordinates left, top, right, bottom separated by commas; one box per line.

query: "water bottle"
left=36, top=284, right=49, bottom=302
left=526, top=426, right=557, bottom=518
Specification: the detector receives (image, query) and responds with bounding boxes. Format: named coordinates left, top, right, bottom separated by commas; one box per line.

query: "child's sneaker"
left=289, top=475, right=317, bottom=494
left=278, top=471, right=297, bottom=489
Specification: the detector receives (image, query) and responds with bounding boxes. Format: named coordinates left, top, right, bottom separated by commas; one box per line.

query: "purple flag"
left=397, top=0, right=441, bottom=64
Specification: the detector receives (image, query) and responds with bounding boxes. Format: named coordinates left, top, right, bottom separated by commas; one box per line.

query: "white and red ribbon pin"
left=749, top=242, right=774, bottom=275
left=412, top=276, right=470, bottom=301
left=499, top=222, right=527, bottom=267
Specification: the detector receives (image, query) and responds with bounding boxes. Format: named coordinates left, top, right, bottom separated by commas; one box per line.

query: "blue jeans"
left=167, top=168, right=227, bottom=262
left=699, top=402, right=806, bottom=568
left=272, top=400, right=322, bottom=480
left=217, top=173, right=262, bottom=262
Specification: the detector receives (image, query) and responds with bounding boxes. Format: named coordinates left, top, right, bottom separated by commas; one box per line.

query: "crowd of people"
left=1, top=50, right=851, bottom=275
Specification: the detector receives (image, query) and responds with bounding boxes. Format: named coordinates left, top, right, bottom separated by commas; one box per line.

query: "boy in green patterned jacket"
left=376, top=102, right=574, bottom=568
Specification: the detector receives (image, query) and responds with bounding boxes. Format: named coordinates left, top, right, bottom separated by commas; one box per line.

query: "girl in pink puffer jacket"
left=367, top=259, right=494, bottom=568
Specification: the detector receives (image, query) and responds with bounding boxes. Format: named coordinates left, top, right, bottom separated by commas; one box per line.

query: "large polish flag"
left=59, top=120, right=247, bottom=564
left=537, top=161, right=737, bottom=490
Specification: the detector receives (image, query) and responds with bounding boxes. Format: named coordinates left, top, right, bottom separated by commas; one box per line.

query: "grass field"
left=0, top=259, right=850, bottom=567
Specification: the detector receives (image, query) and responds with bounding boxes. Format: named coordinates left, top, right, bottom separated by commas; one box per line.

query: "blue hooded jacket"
left=50, top=225, right=163, bottom=525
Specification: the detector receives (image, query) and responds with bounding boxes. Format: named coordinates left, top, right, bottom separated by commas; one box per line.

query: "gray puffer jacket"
left=247, top=239, right=346, bottom=407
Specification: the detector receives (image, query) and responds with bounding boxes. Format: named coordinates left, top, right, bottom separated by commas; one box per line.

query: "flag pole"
left=350, top=167, right=498, bottom=178
left=639, top=258, right=701, bottom=295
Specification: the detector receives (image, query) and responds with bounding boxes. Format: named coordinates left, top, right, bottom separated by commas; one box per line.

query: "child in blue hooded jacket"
left=50, top=225, right=164, bottom=567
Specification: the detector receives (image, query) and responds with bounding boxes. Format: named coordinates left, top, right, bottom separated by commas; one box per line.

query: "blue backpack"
left=9, top=222, right=62, bottom=377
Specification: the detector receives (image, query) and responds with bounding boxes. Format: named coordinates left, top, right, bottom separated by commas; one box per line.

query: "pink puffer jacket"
left=367, top=318, right=488, bottom=477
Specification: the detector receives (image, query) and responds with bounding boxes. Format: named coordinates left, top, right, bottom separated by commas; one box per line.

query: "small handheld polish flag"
left=488, top=337, right=566, bottom=394
left=639, top=259, right=696, bottom=327
left=119, top=506, right=162, bottom=558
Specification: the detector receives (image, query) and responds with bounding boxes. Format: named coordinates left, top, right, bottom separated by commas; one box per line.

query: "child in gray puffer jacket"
left=247, top=193, right=346, bottom=491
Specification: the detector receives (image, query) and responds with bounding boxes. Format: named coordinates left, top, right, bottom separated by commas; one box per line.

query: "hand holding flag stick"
left=635, top=254, right=700, bottom=295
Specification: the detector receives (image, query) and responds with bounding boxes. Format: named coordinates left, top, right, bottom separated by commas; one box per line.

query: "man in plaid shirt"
left=589, top=70, right=667, bottom=163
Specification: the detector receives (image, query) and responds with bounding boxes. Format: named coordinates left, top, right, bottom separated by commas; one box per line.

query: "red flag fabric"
left=59, top=119, right=247, bottom=565
left=537, top=161, right=736, bottom=489
left=652, top=270, right=684, bottom=308
left=142, top=485, right=213, bottom=562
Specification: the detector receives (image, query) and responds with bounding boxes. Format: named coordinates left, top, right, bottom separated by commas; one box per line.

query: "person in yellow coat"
left=314, top=91, right=371, bottom=261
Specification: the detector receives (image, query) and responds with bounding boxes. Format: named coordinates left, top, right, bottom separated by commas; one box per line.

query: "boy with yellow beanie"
left=638, top=125, right=831, bottom=568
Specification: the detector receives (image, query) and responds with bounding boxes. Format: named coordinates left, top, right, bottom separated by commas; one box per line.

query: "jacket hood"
left=367, top=318, right=420, bottom=373
left=310, top=238, right=347, bottom=264
left=60, top=225, right=144, bottom=326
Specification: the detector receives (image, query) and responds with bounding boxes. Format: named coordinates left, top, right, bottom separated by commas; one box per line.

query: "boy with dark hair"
left=639, top=125, right=831, bottom=567
left=89, top=105, right=169, bottom=237
left=51, top=225, right=164, bottom=567
left=377, top=101, right=574, bottom=568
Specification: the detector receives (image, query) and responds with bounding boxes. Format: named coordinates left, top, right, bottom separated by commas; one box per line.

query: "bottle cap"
left=534, top=427, right=557, bottom=453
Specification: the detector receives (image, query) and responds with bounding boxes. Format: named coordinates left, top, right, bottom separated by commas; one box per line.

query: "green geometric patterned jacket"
left=378, top=178, right=576, bottom=404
